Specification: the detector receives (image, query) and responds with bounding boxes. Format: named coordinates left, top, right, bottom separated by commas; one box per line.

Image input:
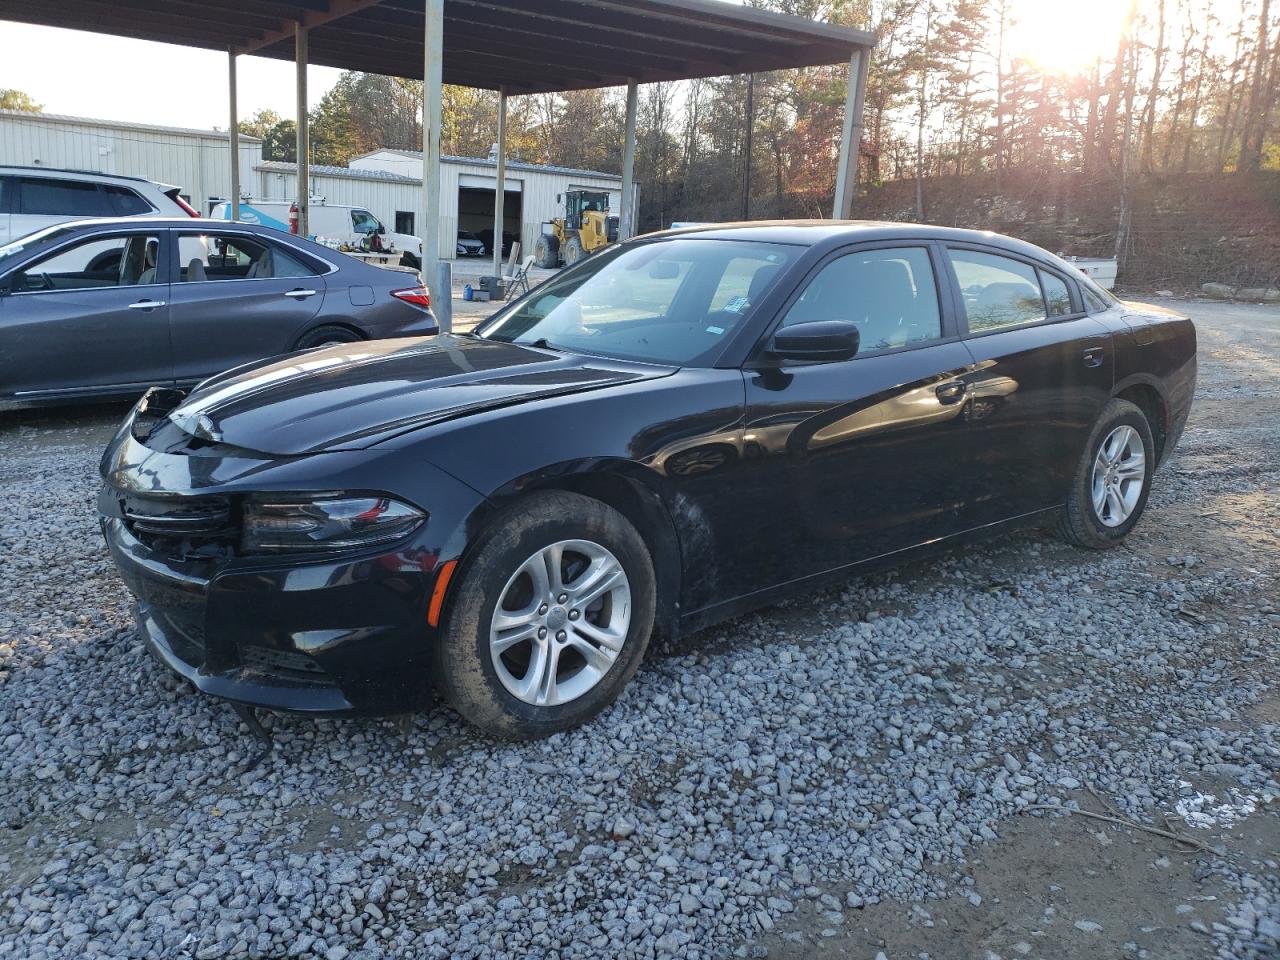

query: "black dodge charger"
left=99, top=222, right=1196, bottom=738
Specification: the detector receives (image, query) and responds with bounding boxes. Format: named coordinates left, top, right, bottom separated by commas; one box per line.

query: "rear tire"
left=1056, top=398, right=1155, bottom=549
left=435, top=491, right=655, bottom=739
left=400, top=252, right=420, bottom=270
left=294, top=325, right=363, bottom=350
left=533, top=234, right=561, bottom=269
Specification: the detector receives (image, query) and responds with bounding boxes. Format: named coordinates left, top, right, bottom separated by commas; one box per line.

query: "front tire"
left=563, top=235, right=585, bottom=267
left=435, top=491, right=655, bottom=739
left=1057, top=399, right=1155, bottom=549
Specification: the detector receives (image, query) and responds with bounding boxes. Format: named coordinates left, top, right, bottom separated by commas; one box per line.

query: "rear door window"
left=947, top=249, right=1049, bottom=332
left=11, top=233, right=162, bottom=292
left=17, top=178, right=117, bottom=217
left=781, top=246, right=942, bottom=354
left=177, top=233, right=318, bottom=282
left=1040, top=270, right=1074, bottom=317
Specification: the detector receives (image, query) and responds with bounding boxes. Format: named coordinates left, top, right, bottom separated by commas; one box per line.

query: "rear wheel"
left=399, top=252, right=420, bottom=270
left=435, top=491, right=655, bottom=739
left=1057, top=399, right=1155, bottom=549
left=293, top=325, right=363, bottom=350
left=533, top=234, right=561, bottom=269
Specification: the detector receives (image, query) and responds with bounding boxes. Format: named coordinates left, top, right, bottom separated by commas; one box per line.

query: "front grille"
left=120, top=493, right=238, bottom=559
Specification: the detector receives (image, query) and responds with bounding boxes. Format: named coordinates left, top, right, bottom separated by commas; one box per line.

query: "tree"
left=0, top=89, right=42, bottom=112
left=1239, top=0, right=1276, bottom=170
left=239, top=109, right=296, bottom=162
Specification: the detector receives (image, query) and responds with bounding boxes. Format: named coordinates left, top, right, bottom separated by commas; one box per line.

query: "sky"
left=0, top=23, right=343, bottom=130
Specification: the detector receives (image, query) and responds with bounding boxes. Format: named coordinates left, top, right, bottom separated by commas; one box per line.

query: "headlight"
left=242, top=494, right=425, bottom=553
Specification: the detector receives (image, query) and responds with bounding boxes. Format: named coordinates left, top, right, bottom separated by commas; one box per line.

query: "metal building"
left=0, top=109, right=260, bottom=214
left=0, top=107, right=629, bottom=260
left=255, top=152, right=628, bottom=261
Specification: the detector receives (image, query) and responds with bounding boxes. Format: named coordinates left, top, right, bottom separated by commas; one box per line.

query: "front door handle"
left=128, top=299, right=166, bottom=310
left=284, top=289, right=318, bottom=299
left=935, top=380, right=967, bottom=405
left=1082, top=346, right=1105, bottom=368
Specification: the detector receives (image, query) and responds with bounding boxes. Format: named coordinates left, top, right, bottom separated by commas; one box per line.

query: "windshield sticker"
left=706, top=325, right=725, bottom=335
left=723, top=296, right=750, bottom=313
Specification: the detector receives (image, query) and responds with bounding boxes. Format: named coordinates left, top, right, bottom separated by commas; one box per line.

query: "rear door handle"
left=935, top=381, right=967, bottom=405
left=284, top=289, right=318, bottom=299
left=128, top=299, right=166, bottom=310
left=1082, top=346, right=1105, bottom=368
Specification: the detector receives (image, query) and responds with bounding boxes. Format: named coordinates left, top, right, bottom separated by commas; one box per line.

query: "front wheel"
left=1057, top=399, right=1155, bottom=549
left=562, top=235, right=585, bottom=266
left=435, top=491, right=655, bottom=739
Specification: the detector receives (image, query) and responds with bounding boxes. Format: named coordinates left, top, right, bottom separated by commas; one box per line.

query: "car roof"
left=36, top=216, right=278, bottom=231
left=2, top=217, right=353, bottom=269
left=643, top=219, right=1067, bottom=262
left=0, top=165, right=171, bottom=188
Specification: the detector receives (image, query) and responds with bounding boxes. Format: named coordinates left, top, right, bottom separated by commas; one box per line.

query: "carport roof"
left=0, top=0, right=875, bottom=93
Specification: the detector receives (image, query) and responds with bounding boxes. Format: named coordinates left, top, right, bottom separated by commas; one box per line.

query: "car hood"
left=166, top=335, right=675, bottom=456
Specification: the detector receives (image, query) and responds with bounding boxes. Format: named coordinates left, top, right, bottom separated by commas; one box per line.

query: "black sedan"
left=98, top=222, right=1196, bottom=738
left=0, top=217, right=437, bottom=407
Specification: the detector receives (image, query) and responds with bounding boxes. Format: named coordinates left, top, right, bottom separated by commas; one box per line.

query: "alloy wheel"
left=1090, top=425, right=1146, bottom=527
left=489, top=539, right=631, bottom=707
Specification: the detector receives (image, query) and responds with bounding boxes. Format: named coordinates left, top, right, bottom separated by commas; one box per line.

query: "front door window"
left=10, top=234, right=161, bottom=292
left=780, top=246, right=943, bottom=354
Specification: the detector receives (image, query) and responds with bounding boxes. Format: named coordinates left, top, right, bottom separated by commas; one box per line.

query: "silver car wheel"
left=489, top=539, right=631, bottom=707
left=1090, top=425, right=1146, bottom=527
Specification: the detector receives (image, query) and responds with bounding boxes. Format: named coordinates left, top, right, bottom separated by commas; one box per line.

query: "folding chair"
left=506, top=255, right=536, bottom=297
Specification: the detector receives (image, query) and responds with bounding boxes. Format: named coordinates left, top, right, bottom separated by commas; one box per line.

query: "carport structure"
left=0, top=0, right=874, bottom=304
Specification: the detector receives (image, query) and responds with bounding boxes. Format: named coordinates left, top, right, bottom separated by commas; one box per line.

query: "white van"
left=211, top=199, right=424, bottom=268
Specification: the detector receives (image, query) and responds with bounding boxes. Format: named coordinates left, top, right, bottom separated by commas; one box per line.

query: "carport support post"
left=228, top=48, right=240, bottom=221
left=492, top=85, right=507, bottom=280
left=620, top=80, right=638, bottom=240
left=295, top=23, right=309, bottom=237
left=422, top=0, right=445, bottom=326
left=832, top=47, right=868, bottom=220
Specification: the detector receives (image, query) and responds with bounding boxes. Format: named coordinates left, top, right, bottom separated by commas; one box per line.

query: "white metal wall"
left=257, top=160, right=624, bottom=258
left=0, top=111, right=259, bottom=211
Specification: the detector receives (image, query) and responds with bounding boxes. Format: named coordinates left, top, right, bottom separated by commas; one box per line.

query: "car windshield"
left=0, top=224, right=79, bottom=270
left=477, top=238, right=797, bottom=366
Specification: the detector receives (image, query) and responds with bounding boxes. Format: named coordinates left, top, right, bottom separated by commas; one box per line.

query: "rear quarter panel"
left=1097, top=300, right=1197, bottom=460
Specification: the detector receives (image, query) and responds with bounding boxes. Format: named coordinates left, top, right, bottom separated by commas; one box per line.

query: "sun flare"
left=1006, top=0, right=1133, bottom=75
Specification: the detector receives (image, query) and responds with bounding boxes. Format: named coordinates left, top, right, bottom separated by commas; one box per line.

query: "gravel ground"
left=0, top=299, right=1277, bottom=960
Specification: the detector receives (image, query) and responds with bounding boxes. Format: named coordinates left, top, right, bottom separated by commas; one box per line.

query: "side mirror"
left=769, top=320, right=860, bottom=363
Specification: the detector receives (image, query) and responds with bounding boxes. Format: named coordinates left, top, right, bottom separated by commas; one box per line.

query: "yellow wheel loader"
left=533, top=190, right=619, bottom=269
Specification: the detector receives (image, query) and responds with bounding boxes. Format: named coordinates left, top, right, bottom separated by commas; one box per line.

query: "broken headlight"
left=241, top=495, right=425, bottom=554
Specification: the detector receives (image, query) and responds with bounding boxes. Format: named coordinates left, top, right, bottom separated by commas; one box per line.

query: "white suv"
left=0, top=167, right=199, bottom=244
